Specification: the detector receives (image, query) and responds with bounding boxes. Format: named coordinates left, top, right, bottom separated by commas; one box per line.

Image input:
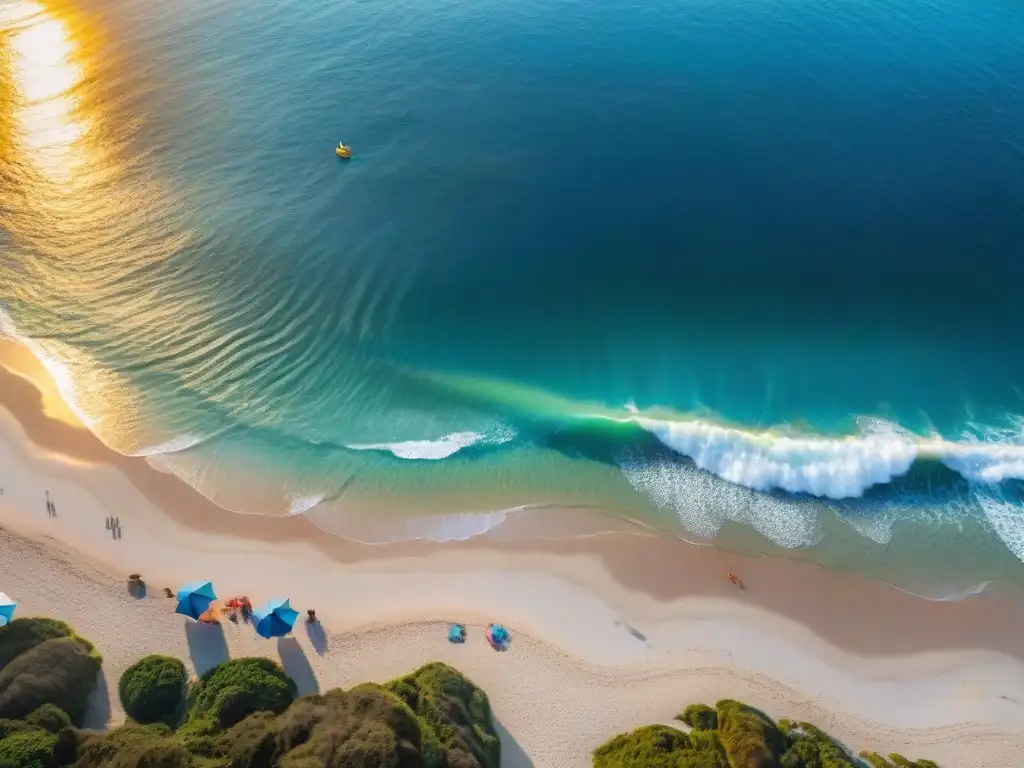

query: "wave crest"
left=633, top=415, right=918, bottom=499
left=936, top=419, right=1024, bottom=483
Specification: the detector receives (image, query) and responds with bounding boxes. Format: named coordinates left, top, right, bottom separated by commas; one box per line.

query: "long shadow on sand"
left=305, top=621, right=329, bottom=655
left=185, top=621, right=230, bottom=675
left=278, top=636, right=319, bottom=695
left=495, top=718, right=534, bottom=768
left=82, top=668, right=111, bottom=731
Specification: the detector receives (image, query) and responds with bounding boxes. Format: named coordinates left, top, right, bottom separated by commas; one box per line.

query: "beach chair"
left=486, top=623, right=510, bottom=650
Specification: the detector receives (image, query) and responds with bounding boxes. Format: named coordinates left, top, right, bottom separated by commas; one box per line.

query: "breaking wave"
left=345, top=425, right=516, bottom=460
left=632, top=415, right=919, bottom=499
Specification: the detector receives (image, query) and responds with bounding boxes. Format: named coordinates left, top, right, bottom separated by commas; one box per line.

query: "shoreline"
left=4, top=353, right=1024, bottom=659
left=3, top=342, right=1024, bottom=765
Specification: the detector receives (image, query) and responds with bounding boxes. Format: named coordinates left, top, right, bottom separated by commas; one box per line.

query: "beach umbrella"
left=0, top=593, right=15, bottom=627
left=175, top=581, right=217, bottom=620
left=252, top=597, right=299, bottom=639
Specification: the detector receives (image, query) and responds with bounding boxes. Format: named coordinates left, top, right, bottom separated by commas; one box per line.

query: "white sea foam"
left=286, top=493, right=325, bottom=516
left=619, top=450, right=824, bottom=547
left=131, top=430, right=228, bottom=457
left=975, top=487, right=1024, bottom=563
left=933, top=419, right=1024, bottom=483
left=632, top=415, right=918, bottom=499
left=889, top=580, right=996, bottom=602
left=834, top=507, right=898, bottom=544
left=345, top=425, right=516, bottom=460
left=0, top=308, right=102, bottom=430
left=302, top=504, right=515, bottom=544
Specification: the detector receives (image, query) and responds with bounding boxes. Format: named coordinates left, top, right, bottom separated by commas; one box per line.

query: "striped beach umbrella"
left=0, top=593, right=15, bottom=627
left=175, top=581, right=217, bottom=620
left=252, top=597, right=299, bottom=639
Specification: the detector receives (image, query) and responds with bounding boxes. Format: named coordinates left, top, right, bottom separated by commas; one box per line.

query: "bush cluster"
left=0, top=705, right=77, bottom=768
left=75, top=723, right=191, bottom=768
left=0, top=618, right=100, bottom=768
left=384, top=662, right=500, bottom=768
left=67, top=657, right=499, bottom=768
left=593, top=723, right=725, bottom=767
left=679, top=704, right=717, bottom=732
left=0, top=633, right=101, bottom=726
left=183, top=657, right=297, bottom=734
left=0, top=619, right=75, bottom=670
left=0, top=621, right=503, bottom=768
left=118, top=655, right=188, bottom=726
left=594, top=700, right=943, bottom=768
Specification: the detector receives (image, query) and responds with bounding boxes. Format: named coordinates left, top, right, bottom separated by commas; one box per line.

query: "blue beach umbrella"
left=252, top=598, right=299, bottom=639
left=176, top=581, right=217, bottom=620
left=0, top=592, right=15, bottom=627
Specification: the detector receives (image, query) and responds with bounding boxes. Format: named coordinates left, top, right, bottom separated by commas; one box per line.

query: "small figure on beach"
left=223, top=596, right=253, bottom=622
left=127, top=574, right=145, bottom=598
left=105, top=516, right=111, bottom=530
left=727, top=572, right=744, bottom=589
left=306, top=609, right=317, bottom=624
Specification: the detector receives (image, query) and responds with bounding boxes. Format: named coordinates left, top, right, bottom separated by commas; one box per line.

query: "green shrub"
left=184, top=658, right=296, bottom=733
left=0, top=637, right=101, bottom=725
left=594, top=701, right=943, bottom=768
left=861, top=754, right=897, bottom=768
left=593, top=724, right=727, bottom=767
left=715, top=699, right=784, bottom=768
left=222, top=687, right=424, bottom=767
left=0, top=728, right=58, bottom=768
left=383, top=662, right=499, bottom=768
left=776, top=720, right=858, bottom=767
left=23, top=704, right=71, bottom=734
left=74, top=723, right=192, bottom=768
left=0, top=720, right=32, bottom=741
left=0, top=619, right=75, bottom=671
left=119, top=655, right=188, bottom=726
left=678, top=704, right=718, bottom=731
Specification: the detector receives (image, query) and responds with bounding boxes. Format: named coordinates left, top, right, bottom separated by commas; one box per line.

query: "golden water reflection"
left=0, top=1, right=161, bottom=446
left=2, top=1, right=90, bottom=184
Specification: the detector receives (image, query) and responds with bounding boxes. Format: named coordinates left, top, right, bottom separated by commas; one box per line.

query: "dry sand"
left=2, top=341, right=1024, bottom=767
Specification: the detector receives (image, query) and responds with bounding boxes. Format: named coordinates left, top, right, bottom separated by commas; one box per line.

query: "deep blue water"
left=2, top=0, right=1024, bottom=588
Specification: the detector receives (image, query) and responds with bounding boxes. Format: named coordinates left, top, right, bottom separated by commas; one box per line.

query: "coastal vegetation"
left=118, top=655, right=188, bottom=726
left=0, top=617, right=500, bottom=767
left=0, top=618, right=102, bottom=727
left=593, top=699, right=940, bottom=768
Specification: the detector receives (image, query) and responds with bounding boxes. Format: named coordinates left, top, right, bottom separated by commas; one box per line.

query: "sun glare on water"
left=2, top=1, right=91, bottom=184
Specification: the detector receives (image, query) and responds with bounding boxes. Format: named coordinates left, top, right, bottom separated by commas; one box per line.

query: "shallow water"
left=2, top=0, right=1023, bottom=592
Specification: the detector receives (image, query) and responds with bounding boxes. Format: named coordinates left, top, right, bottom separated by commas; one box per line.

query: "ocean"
left=2, top=0, right=1023, bottom=597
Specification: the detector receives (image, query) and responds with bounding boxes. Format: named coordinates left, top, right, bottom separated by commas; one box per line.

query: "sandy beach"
left=2, top=341, right=1024, bottom=767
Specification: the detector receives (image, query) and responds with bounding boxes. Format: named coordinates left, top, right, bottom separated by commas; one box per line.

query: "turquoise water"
left=2, top=0, right=1024, bottom=594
